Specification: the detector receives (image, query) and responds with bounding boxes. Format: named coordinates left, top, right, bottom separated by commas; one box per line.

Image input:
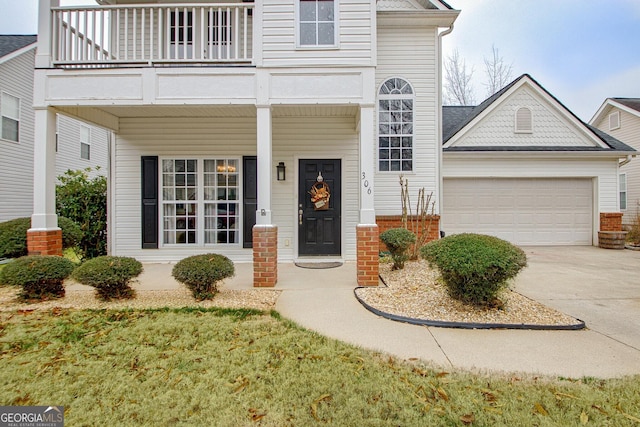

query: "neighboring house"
left=590, top=98, right=640, bottom=227
left=441, top=74, right=635, bottom=245
left=0, top=35, right=109, bottom=223
left=30, top=2, right=631, bottom=287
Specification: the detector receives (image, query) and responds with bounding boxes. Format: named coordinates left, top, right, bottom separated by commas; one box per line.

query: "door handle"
left=298, top=204, right=303, bottom=225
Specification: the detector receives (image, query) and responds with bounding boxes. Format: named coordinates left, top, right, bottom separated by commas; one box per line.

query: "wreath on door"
left=309, top=182, right=330, bottom=210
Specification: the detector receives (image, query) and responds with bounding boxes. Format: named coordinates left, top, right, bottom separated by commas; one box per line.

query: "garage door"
left=442, top=178, right=593, bottom=245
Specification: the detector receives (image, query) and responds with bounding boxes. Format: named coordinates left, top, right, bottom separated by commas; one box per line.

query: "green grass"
left=0, top=308, right=639, bottom=426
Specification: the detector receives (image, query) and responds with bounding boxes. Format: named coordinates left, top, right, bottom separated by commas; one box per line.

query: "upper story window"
left=515, top=107, right=532, bottom=133
left=299, top=0, right=337, bottom=47
left=1, top=92, right=20, bottom=143
left=80, top=125, right=91, bottom=160
left=609, top=111, right=620, bottom=130
left=378, top=78, right=414, bottom=172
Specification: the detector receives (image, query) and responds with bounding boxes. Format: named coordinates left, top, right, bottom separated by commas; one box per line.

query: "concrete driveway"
left=276, top=246, right=640, bottom=378
left=515, top=246, right=640, bottom=352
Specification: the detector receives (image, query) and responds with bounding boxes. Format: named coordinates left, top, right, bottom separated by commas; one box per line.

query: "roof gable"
left=589, top=98, right=640, bottom=126
left=442, top=74, right=633, bottom=153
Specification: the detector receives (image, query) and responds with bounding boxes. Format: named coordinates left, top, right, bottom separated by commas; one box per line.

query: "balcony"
left=51, top=3, right=254, bottom=68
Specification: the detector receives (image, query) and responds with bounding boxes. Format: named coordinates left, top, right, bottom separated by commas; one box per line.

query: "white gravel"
left=355, top=260, right=582, bottom=327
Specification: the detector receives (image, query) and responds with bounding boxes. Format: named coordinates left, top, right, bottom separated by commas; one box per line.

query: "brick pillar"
left=600, top=212, right=623, bottom=231
left=253, top=225, right=277, bottom=287
left=27, top=229, right=63, bottom=256
left=357, top=224, right=379, bottom=286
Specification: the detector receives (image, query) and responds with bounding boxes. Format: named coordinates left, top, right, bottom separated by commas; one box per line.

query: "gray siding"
left=0, top=49, right=36, bottom=221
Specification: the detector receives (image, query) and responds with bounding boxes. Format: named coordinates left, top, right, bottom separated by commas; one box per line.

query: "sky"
left=1, top=0, right=639, bottom=121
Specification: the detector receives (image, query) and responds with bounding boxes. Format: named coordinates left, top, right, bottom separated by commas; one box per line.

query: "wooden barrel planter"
left=598, top=231, right=628, bottom=249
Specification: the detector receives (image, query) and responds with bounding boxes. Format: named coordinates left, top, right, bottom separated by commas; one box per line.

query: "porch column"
left=253, top=105, right=277, bottom=287
left=36, top=0, right=59, bottom=68
left=357, top=105, right=379, bottom=286
left=28, top=107, right=61, bottom=256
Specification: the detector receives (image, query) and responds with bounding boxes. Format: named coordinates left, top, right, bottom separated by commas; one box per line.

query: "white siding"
left=593, top=106, right=640, bottom=225
left=0, top=49, right=35, bottom=222
left=452, top=88, right=595, bottom=147
left=261, top=0, right=374, bottom=67
left=112, top=114, right=359, bottom=262
left=56, top=114, right=109, bottom=179
left=374, top=23, right=439, bottom=215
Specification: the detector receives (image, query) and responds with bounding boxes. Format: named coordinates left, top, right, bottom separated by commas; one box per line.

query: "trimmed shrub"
left=56, top=168, right=107, bottom=259
left=0, top=255, right=75, bottom=300
left=380, top=228, right=416, bottom=270
left=172, top=254, right=235, bottom=300
left=58, top=217, right=83, bottom=250
left=421, top=233, right=527, bottom=306
left=72, top=256, right=143, bottom=301
left=0, top=217, right=84, bottom=259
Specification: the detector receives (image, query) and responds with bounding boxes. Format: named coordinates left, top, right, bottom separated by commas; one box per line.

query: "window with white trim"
left=299, top=0, right=336, bottom=46
left=161, top=158, right=239, bottom=245
left=1, top=92, right=20, bottom=142
left=515, top=107, right=532, bottom=133
left=80, top=125, right=91, bottom=160
left=378, top=78, right=414, bottom=172
left=609, top=111, right=620, bottom=131
left=620, top=173, right=627, bottom=210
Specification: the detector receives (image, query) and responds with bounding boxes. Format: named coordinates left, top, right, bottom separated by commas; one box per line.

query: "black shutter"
left=141, top=156, right=159, bottom=249
left=243, top=156, right=257, bottom=248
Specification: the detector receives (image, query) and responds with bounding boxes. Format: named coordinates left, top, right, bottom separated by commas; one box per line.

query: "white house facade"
left=0, top=35, right=108, bottom=223
left=30, top=2, right=632, bottom=286
left=590, top=98, right=640, bottom=227
left=31, top=0, right=458, bottom=286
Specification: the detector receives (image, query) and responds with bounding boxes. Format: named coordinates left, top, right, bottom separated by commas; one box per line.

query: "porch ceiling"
left=59, top=104, right=360, bottom=120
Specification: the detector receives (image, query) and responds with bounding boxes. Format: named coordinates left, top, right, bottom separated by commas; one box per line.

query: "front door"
left=298, top=159, right=341, bottom=256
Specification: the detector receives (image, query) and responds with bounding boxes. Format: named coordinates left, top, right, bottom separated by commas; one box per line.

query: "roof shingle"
left=0, top=35, right=37, bottom=59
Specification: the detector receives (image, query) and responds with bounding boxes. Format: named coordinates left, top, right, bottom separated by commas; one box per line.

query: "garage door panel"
left=443, top=178, right=593, bottom=246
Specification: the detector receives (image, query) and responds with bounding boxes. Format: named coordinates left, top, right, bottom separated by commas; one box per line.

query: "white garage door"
left=442, top=178, right=593, bottom=245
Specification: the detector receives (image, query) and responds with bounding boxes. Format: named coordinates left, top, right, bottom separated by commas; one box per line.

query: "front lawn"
left=0, top=308, right=638, bottom=426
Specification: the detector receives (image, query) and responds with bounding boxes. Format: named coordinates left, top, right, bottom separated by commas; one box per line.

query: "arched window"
left=515, top=107, right=532, bottom=133
left=378, top=78, right=414, bottom=171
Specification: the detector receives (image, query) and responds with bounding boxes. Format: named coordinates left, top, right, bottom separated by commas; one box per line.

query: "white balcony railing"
left=51, top=3, right=254, bottom=67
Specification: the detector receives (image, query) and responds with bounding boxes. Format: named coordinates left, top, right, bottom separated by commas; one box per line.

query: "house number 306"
left=361, top=172, right=372, bottom=195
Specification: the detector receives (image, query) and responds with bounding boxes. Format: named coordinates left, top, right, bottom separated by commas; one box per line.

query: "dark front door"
left=298, top=159, right=341, bottom=256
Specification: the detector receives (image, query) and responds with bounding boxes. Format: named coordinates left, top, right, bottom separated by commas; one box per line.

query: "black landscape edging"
left=355, top=287, right=586, bottom=331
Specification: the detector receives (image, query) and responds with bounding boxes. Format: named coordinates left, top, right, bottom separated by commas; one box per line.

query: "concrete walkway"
left=136, top=246, right=640, bottom=379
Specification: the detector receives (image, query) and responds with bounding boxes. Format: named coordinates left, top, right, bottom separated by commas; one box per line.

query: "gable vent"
left=609, top=111, right=620, bottom=130
left=515, top=107, right=532, bottom=133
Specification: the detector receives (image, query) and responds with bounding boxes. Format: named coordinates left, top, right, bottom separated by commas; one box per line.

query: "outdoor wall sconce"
left=277, top=162, right=286, bottom=181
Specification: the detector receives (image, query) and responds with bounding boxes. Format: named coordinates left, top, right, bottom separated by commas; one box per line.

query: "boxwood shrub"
left=420, top=233, right=527, bottom=306
left=380, top=228, right=416, bottom=270
left=72, top=256, right=143, bottom=301
left=172, top=254, right=235, bottom=300
left=0, top=217, right=83, bottom=259
left=0, top=255, right=75, bottom=300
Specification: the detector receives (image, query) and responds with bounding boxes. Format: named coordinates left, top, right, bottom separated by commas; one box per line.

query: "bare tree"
left=483, top=44, right=513, bottom=98
left=443, top=49, right=476, bottom=106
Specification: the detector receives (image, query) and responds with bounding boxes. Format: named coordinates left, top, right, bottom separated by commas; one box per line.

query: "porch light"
left=277, top=162, right=286, bottom=181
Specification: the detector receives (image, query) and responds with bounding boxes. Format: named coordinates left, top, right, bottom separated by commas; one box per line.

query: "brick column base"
left=27, top=229, right=63, bottom=256
left=600, top=212, right=623, bottom=231
left=357, top=224, right=379, bottom=286
left=253, top=225, right=278, bottom=287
